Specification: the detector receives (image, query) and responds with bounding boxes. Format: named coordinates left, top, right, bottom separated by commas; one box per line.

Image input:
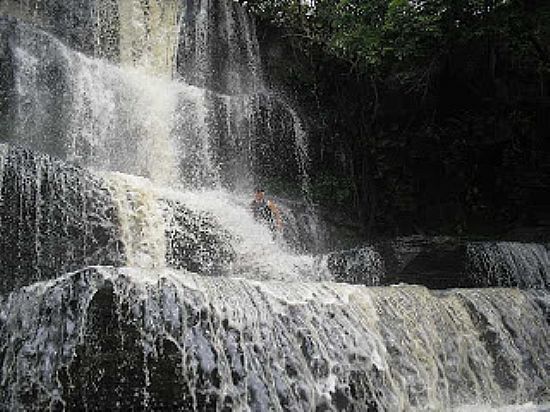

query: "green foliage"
left=245, top=0, right=550, bottom=237
left=243, top=0, right=549, bottom=81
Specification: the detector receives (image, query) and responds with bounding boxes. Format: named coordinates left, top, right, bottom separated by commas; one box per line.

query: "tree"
left=243, top=0, right=550, bottom=238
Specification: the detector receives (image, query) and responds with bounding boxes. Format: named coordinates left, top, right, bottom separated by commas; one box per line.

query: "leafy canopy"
left=242, top=0, right=550, bottom=79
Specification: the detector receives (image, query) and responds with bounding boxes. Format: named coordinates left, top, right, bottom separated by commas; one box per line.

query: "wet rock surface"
left=0, top=267, right=548, bottom=411
left=327, top=236, right=550, bottom=290
left=0, top=145, right=124, bottom=294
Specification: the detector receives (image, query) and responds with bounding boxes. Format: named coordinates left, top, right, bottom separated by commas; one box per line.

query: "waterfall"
left=0, top=144, right=7, bottom=194
left=155, top=187, right=330, bottom=281
left=0, top=146, right=124, bottom=293
left=101, top=172, right=168, bottom=269
left=8, top=21, right=195, bottom=185
left=178, top=0, right=261, bottom=94
left=327, top=246, right=384, bottom=285
left=3, top=9, right=312, bottom=194
left=2, top=6, right=320, bottom=253
left=100, top=171, right=330, bottom=281
left=0, top=0, right=99, bottom=54
left=0, top=267, right=548, bottom=410
left=0, top=0, right=181, bottom=68
left=467, top=242, right=550, bottom=289
left=0, top=1, right=549, bottom=410
left=0, top=145, right=328, bottom=285
left=118, top=0, right=180, bottom=76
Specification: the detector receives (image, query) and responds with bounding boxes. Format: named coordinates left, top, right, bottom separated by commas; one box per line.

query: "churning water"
left=0, top=267, right=548, bottom=410
left=0, top=1, right=548, bottom=410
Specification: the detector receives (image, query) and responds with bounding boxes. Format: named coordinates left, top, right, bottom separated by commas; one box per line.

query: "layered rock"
left=1, top=267, right=548, bottom=411
left=327, top=236, right=550, bottom=289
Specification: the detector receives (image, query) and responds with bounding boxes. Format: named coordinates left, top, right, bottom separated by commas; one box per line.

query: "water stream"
left=0, top=1, right=548, bottom=410
left=0, top=267, right=548, bottom=410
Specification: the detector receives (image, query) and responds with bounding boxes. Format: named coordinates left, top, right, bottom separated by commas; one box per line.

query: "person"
left=250, top=188, right=283, bottom=232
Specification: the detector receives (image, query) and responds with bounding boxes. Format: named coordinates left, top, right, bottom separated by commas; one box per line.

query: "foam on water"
left=159, top=188, right=330, bottom=281
left=101, top=171, right=330, bottom=281
left=1, top=1, right=549, bottom=410
left=101, top=172, right=168, bottom=269
left=0, top=268, right=547, bottom=410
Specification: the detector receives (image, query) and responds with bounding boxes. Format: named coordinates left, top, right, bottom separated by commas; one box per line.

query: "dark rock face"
left=0, top=145, right=124, bottom=294
left=164, top=200, right=236, bottom=276
left=376, top=237, right=470, bottom=289
left=58, top=281, right=152, bottom=410
left=0, top=0, right=116, bottom=58
left=327, top=236, right=550, bottom=290
left=255, top=21, right=550, bottom=240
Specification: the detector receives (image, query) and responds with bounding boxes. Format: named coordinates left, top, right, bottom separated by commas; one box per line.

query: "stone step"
left=327, top=236, right=550, bottom=290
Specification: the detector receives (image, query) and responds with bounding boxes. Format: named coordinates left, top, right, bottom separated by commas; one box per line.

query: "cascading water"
left=467, top=242, right=550, bottom=289
left=178, top=0, right=261, bottom=94
left=102, top=172, right=168, bottom=269
left=0, top=144, right=7, bottom=190
left=99, top=171, right=330, bottom=281
left=118, top=0, right=180, bottom=76
left=0, top=145, right=124, bottom=293
left=2, top=1, right=313, bottom=195
left=0, top=267, right=548, bottom=410
left=0, top=1, right=549, bottom=411
left=8, top=21, right=200, bottom=185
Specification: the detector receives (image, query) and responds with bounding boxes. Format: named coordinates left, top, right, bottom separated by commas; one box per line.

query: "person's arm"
left=268, top=200, right=283, bottom=230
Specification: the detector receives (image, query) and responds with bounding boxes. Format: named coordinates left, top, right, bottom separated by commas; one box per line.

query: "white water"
left=456, top=403, right=550, bottom=412
left=0, top=267, right=547, bottom=410
left=101, top=171, right=330, bottom=281
left=9, top=11, right=313, bottom=210
left=12, top=24, right=214, bottom=186
left=467, top=242, right=550, bottom=288
left=0, top=144, right=7, bottom=196
left=158, top=187, right=330, bottom=281
left=6, top=13, right=323, bottom=279
left=101, top=173, right=168, bottom=268
left=1, top=1, right=549, bottom=410
left=118, top=0, right=180, bottom=76
left=328, top=246, right=385, bottom=285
